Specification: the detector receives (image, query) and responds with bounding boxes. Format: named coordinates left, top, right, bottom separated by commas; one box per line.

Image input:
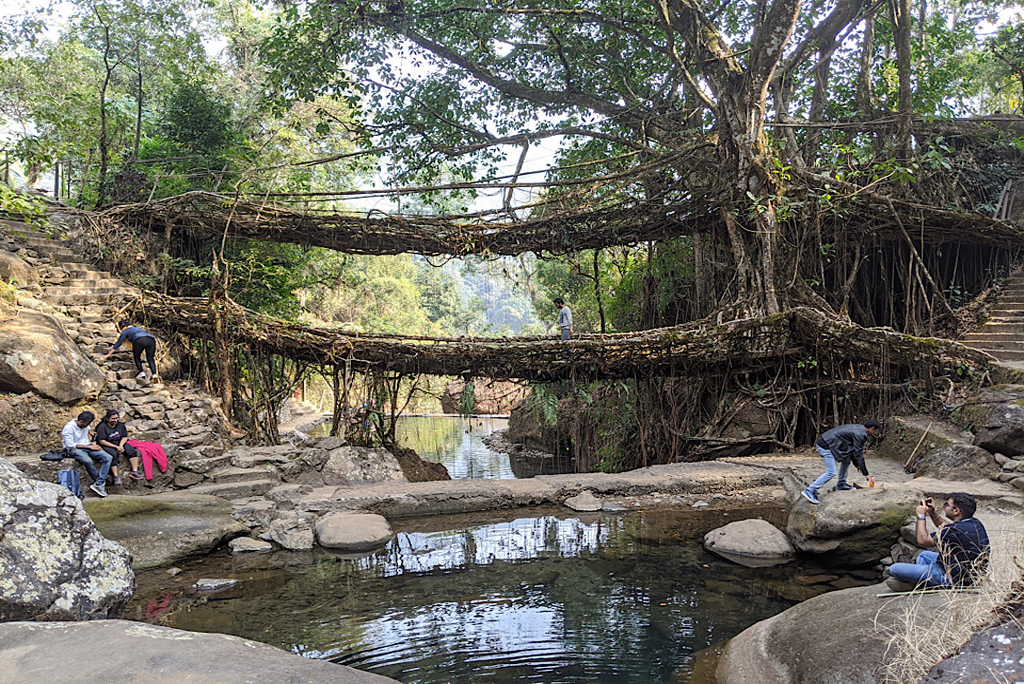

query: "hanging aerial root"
left=129, top=291, right=994, bottom=382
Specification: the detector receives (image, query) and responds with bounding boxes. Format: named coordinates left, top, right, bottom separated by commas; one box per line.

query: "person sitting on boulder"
left=886, top=492, right=990, bottom=589
left=801, top=419, right=882, bottom=505
left=95, top=409, right=142, bottom=484
left=60, top=411, right=111, bottom=498
left=102, top=320, right=159, bottom=383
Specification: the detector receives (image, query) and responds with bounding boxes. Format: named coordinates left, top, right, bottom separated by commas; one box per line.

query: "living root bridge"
left=133, top=293, right=994, bottom=381
left=104, top=191, right=705, bottom=257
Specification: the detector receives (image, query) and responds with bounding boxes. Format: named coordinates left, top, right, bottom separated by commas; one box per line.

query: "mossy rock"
left=874, top=416, right=972, bottom=465
left=84, top=492, right=247, bottom=569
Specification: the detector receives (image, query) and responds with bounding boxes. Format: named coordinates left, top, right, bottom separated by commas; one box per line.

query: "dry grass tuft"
left=878, top=513, right=1024, bottom=684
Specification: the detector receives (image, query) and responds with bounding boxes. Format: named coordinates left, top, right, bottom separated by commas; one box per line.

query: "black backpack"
left=40, top=449, right=65, bottom=461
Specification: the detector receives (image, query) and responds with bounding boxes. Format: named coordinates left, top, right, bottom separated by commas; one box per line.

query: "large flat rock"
left=84, top=492, right=248, bottom=570
left=717, top=583, right=952, bottom=684
left=0, top=620, right=399, bottom=684
left=298, top=461, right=783, bottom=516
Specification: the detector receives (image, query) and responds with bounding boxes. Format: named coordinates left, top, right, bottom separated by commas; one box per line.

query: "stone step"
left=40, top=288, right=139, bottom=305
left=961, top=339, right=1024, bottom=352
left=209, top=465, right=280, bottom=484
left=63, top=264, right=114, bottom=279
left=965, top=324, right=1024, bottom=334
left=963, top=332, right=1024, bottom=342
left=177, top=453, right=233, bottom=474
left=44, top=251, right=83, bottom=264
left=960, top=347, right=1024, bottom=361
left=230, top=453, right=292, bottom=468
left=21, top=236, right=67, bottom=249
left=63, top=278, right=128, bottom=289
left=187, top=480, right=277, bottom=499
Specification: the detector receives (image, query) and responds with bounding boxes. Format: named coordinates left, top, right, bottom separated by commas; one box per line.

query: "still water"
left=397, top=416, right=514, bottom=479
left=129, top=507, right=870, bottom=684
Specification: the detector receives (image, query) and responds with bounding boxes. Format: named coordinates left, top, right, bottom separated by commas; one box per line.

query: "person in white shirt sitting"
left=60, top=411, right=112, bottom=498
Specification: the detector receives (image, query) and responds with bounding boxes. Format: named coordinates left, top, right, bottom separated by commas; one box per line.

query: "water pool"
left=128, top=506, right=876, bottom=683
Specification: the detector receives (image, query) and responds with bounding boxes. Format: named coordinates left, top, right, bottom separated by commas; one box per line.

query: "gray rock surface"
left=0, top=311, right=105, bottom=404
left=0, top=620, right=399, bottom=683
left=84, top=492, right=247, bottom=570
left=315, top=513, right=393, bottom=551
left=921, top=619, right=1024, bottom=683
left=564, top=490, right=602, bottom=511
left=0, top=249, right=38, bottom=287
left=0, top=458, right=134, bottom=621
left=717, top=583, right=951, bottom=684
left=322, top=446, right=408, bottom=486
left=913, top=444, right=1000, bottom=481
left=786, top=486, right=915, bottom=565
left=268, top=511, right=315, bottom=550
left=974, top=403, right=1024, bottom=457
left=703, top=519, right=794, bottom=566
left=228, top=537, right=273, bottom=554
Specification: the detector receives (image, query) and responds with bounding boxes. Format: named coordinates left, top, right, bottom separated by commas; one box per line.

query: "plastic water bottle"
left=869, top=475, right=875, bottom=488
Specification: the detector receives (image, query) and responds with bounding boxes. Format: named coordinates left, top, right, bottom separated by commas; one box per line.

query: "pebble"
left=194, top=578, right=238, bottom=591
left=691, top=501, right=709, bottom=508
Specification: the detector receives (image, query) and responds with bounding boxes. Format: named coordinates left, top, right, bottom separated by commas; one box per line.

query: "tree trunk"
left=890, top=0, right=913, bottom=159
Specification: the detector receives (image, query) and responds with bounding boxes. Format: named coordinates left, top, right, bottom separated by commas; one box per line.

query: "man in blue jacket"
left=802, top=419, right=883, bottom=504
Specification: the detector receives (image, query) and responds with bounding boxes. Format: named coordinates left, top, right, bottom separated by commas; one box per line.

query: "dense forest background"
left=3, top=0, right=1024, bottom=466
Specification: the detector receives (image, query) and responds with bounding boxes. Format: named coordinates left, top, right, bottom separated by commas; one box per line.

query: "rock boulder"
left=0, top=458, right=134, bottom=621
left=0, top=620, right=400, bottom=683
left=913, top=444, right=1000, bottom=481
left=974, top=403, right=1024, bottom=457
left=0, top=250, right=38, bottom=287
left=315, top=513, right=393, bottom=551
left=717, top=583, right=952, bottom=684
left=703, top=519, right=794, bottom=567
left=84, top=492, right=248, bottom=570
left=321, top=446, right=408, bottom=487
left=0, top=311, right=106, bottom=404
left=787, top=487, right=915, bottom=566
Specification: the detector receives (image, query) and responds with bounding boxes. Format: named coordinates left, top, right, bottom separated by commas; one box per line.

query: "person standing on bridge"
left=801, top=419, right=882, bottom=505
left=554, top=297, right=573, bottom=341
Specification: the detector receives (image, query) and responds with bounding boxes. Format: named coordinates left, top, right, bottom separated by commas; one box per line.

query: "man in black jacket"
left=801, top=419, right=883, bottom=505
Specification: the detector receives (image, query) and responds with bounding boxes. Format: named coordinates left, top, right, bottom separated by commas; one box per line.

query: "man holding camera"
left=886, top=492, right=990, bottom=589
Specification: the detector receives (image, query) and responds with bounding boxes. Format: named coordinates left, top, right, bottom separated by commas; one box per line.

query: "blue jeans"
left=69, top=447, right=112, bottom=485
left=807, top=446, right=851, bottom=494
left=887, top=550, right=950, bottom=587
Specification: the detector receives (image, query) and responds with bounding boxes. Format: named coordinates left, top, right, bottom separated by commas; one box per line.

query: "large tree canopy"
left=260, top=0, right=1024, bottom=327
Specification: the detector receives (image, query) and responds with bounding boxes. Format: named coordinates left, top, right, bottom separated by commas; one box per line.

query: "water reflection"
left=397, top=416, right=514, bottom=479
left=131, top=507, right=870, bottom=684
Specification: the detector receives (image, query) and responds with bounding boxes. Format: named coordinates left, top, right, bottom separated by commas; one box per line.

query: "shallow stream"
left=128, top=506, right=877, bottom=684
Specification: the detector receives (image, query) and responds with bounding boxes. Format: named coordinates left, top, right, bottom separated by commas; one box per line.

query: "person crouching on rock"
left=801, top=418, right=882, bottom=505
left=61, top=411, right=111, bottom=498
left=885, top=493, right=990, bottom=590
left=103, top=320, right=159, bottom=383
left=96, top=409, right=142, bottom=485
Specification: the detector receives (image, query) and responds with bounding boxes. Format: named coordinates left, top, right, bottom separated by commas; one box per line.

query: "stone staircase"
left=0, top=218, right=282, bottom=499
left=962, top=272, right=1024, bottom=367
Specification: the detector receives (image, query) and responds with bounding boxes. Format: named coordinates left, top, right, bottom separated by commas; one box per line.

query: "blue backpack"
left=57, top=469, right=83, bottom=498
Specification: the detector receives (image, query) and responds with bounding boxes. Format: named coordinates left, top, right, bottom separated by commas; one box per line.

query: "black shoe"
left=836, top=483, right=854, bottom=491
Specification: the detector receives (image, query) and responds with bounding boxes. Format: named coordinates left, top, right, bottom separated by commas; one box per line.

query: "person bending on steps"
left=61, top=410, right=111, bottom=498
left=103, top=319, right=159, bottom=383
left=801, top=419, right=882, bottom=505
left=886, top=492, right=990, bottom=589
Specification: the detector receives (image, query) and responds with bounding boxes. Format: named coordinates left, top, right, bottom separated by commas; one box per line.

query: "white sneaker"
left=89, top=482, right=108, bottom=498
left=135, top=372, right=147, bottom=380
